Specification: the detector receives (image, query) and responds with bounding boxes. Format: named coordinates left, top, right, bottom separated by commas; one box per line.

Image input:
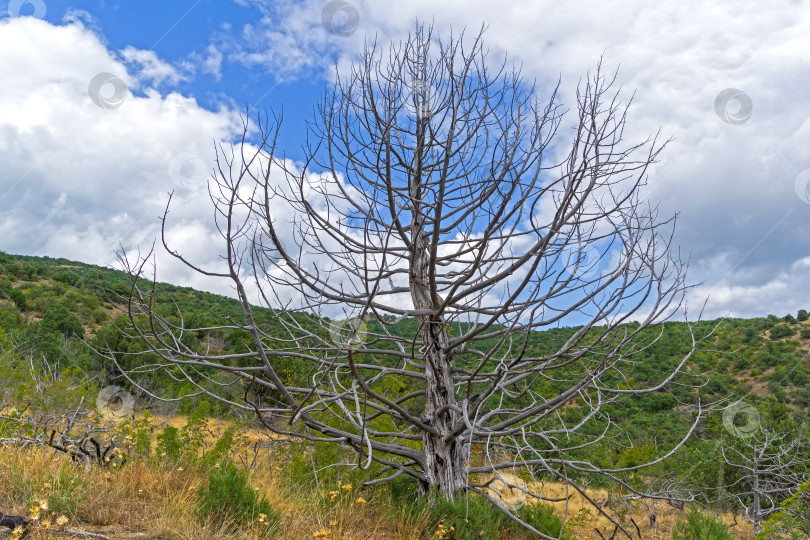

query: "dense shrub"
left=387, top=478, right=574, bottom=540
left=520, top=501, right=574, bottom=540
left=0, top=304, right=22, bottom=330
left=42, top=304, right=84, bottom=339
left=155, top=426, right=183, bottom=465
left=770, top=324, right=796, bottom=340
left=196, top=459, right=277, bottom=529
left=8, top=287, right=28, bottom=311
left=670, top=507, right=737, bottom=540
left=792, top=368, right=810, bottom=387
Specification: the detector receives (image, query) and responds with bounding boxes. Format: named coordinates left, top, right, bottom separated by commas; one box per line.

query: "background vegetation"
left=1, top=251, right=808, bottom=538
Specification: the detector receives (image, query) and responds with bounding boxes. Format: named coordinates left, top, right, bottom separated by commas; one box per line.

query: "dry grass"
left=478, top=472, right=756, bottom=540
left=0, top=443, right=757, bottom=540
left=0, top=444, right=425, bottom=540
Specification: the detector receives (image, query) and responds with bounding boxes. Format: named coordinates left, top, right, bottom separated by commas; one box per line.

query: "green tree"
left=42, top=304, right=84, bottom=339
left=769, top=324, right=795, bottom=340
left=8, top=287, right=28, bottom=311
left=0, top=305, right=22, bottom=330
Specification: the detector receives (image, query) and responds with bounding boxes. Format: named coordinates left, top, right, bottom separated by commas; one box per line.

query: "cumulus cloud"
left=1, top=3, right=809, bottom=321
left=0, top=17, right=240, bottom=294
left=196, top=44, right=224, bottom=80
left=61, top=8, right=105, bottom=39
left=120, top=46, right=189, bottom=87
left=214, top=0, right=810, bottom=319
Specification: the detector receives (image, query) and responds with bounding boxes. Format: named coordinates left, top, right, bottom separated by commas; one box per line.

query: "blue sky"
left=24, top=0, right=327, bottom=157
left=1, top=0, right=809, bottom=320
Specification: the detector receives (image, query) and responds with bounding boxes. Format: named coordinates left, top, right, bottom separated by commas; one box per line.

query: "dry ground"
left=0, top=416, right=757, bottom=539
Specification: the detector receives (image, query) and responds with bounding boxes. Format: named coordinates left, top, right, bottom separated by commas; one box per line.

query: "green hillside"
left=2, top=251, right=809, bottom=416
left=1, top=251, right=809, bottom=528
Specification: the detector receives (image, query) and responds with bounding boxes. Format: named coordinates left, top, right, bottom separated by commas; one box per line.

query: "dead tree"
left=0, top=399, right=123, bottom=469
left=111, top=24, right=708, bottom=537
left=715, top=425, right=810, bottom=534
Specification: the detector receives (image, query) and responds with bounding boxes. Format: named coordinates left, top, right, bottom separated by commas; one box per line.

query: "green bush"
left=42, top=304, right=84, bottom=339
left=203, top=425, right=236, bottom=467
left=792, top=368, right=810, bottom=387
left=0, top=305, right=21, bottom=331
left=671, top=507, right=737, bottom=540
left=770, top=324, right=796, bottom=340
left=798, top=309, right=809, bottom=322
left=8, top=287, right=28, bottom=311
left=45, top=461, right=87, bottom=518
left=800, top=328, right=810, bottom=340
left=387, top=478, right=573, bottom=540
left=521, top=501, right=575, bottom=539
left=195, top=460, right=277, bottom=530
left=401, top=491, right=511, bottom=540
left=179, top=401, right=210, bottom=462
left=155, top=425, right=183, bottom=465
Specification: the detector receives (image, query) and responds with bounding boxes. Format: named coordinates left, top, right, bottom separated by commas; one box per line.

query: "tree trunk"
left=753, top=460, right=761, bottom=535
left=420, top=321, right=467, bottom=500
left=410, top=213, right=467, bottom=500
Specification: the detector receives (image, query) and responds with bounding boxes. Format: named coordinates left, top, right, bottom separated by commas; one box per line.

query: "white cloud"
left=218, top=0, right=810, bottom=319
left=0, top=17, right=241, bottom=295
left=199, top=44, right=224, bottom=80
left=2, top=4, right=810, bottom=322
left=61, top=8, right=105, bottom=38
left=688, top=256, right=810, bottom=319
left=120, top=46, right=188, bottom=87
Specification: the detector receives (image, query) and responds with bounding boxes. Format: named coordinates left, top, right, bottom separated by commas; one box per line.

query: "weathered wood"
left=0, top=511, right=30, bottom=538
left=630, top=517, right=642, bottom=539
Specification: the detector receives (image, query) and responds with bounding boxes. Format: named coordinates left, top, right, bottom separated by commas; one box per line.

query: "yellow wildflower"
left=341, top=484, right=352, bottom=492
left=56, top=515, right=69, bottom=526
left=313, top=530, right=329, bottom=538
left=356, top=497, right=366, bottom=505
